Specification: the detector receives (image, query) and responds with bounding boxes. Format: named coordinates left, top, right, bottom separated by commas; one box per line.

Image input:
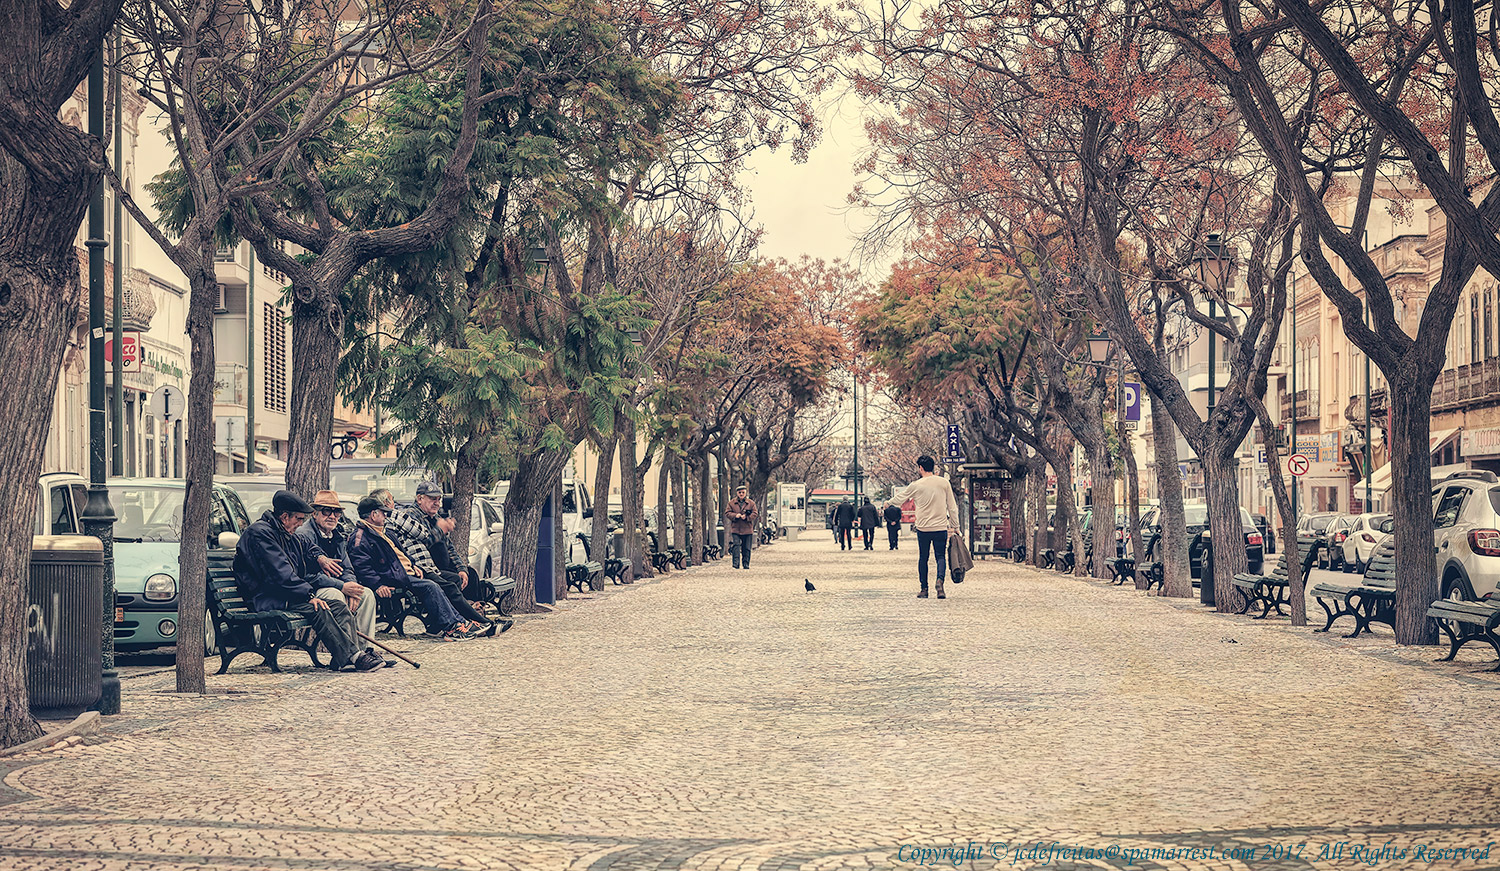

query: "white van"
left=491, top=476, right=592, bottom=562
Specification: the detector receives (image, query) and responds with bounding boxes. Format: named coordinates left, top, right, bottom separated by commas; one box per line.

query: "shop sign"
left=1462, top=426, right=1500, bottom=458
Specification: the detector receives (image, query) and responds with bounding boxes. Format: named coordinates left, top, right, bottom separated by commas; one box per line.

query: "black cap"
left=415, top=480, right=443, bottom=497
left=272, top=490, right=314, bottom=516
left=356, top=496, right=387, bottom=518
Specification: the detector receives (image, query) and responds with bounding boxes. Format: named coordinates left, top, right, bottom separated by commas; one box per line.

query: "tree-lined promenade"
left=3, top=544, right=1498, bottom=871
left=5, top=0, right=1500, bottom=763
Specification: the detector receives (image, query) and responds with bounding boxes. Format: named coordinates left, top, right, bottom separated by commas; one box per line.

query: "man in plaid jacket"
left=383, top=482, right=496, bottom=634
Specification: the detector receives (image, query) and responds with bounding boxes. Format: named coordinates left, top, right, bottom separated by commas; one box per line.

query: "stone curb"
left=0, top=711, right=101, bottom=758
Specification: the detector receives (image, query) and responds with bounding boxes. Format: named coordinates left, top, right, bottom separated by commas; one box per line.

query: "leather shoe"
left=352, top=650, right=384, bottom=672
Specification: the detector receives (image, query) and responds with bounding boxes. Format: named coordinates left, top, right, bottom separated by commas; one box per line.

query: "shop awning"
left=219, top=450, right=286, bottom=472
left=1356, top=427, right=1461, bottom=493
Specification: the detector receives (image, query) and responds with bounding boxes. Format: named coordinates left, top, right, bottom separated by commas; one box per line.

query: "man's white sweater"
left=893, top=474, right=960, bottom=532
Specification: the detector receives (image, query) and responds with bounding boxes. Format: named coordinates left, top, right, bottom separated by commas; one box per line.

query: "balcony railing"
left=1433, top=359, right=1500, bottom=410
left=1281, top=388, right=1319, bottom=422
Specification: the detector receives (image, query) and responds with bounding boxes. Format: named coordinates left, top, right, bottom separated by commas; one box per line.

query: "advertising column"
left=778, top=482, right=806, bottom=541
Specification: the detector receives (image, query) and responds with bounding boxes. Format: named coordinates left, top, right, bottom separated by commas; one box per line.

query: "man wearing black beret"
left=233, top=489, right=381, bottom=671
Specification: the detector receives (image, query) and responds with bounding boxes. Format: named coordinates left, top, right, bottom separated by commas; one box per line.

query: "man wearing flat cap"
left=387, top=480, right=496, bottom=635
left=233, top=489, right=382, bottom=671
left=724, top=484, right=759, bottom=570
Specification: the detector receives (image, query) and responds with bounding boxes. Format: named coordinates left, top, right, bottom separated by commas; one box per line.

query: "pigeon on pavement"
left=804, top=579, right=815, bottom=592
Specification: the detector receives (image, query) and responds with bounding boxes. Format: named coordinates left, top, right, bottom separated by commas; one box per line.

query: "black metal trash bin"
left=27, top=535, right=103, bottom=718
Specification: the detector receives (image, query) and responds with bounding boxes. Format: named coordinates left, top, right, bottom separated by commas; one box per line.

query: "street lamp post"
left=84, top=46, right=120, bottom=714
left=1193, top=235, right=1233, bottom=607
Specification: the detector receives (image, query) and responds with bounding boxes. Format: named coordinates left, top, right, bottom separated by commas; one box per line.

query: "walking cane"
left=356, top=630, right=420, bottom=669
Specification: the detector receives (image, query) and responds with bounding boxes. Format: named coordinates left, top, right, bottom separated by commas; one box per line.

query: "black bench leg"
left=1435, top=619, right=1463, bottom=662
left=1314, top=596, right=1338, bottom=632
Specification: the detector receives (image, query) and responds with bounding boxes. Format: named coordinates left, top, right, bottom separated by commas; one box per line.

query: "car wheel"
left=1354, top=555, right=1366, bottom=574
left=1342, top=553, right=1355, bottom=572
left=204, top=608, right=218, bottom=657
left=1442, top=575, right=1474, bottom=603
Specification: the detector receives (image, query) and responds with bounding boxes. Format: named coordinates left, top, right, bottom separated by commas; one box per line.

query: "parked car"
left=33, top=472, right=88, bottom=536
left=1322, top=514, right=1356, bottom=571
left=1431, top=470, right=1500, bottom=601
left=1140, top=502, right=1263, bottom=578
left=110, top=477, right=251, bottom=653
left=1296, top=512, right=1339, bottom=565
left=1251, top=513, right=1276, bottom=554
left=1080, top=507, right=1128, bottom=558
left=468, top=496, right=505, bottom=578
left=1340, top=512, right=1392, bottom=573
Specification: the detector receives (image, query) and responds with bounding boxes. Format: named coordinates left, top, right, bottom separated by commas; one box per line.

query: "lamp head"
left=1087, top=330, right=1112, bottom=364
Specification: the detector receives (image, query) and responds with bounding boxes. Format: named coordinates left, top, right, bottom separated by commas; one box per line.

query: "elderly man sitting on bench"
left=233, top=490, right=384, bottom=672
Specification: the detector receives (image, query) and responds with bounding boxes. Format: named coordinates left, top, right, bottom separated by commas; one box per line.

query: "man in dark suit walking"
left=833, top=499, right=856, bottom=550
left=857, top=497, right=880, bottom=550
left=883, top=501, right=904, bottom=550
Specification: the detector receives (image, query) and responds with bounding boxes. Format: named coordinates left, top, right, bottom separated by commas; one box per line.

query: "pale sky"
left=738, top=94, right=898, bottom=283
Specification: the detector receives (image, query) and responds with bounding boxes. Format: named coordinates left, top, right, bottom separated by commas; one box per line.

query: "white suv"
left=1431, top=471, right=1500, bottom=601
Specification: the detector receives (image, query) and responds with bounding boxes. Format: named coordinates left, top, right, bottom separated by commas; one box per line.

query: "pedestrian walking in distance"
left=883, top=501, right=903, bottom=550
left=833, top=499, right=856, bottom=550
left=857, top=497, right=880, bottom=550
left=891, top=456, right=962, bottom=599
left=726, top=484, right=759, bottom=569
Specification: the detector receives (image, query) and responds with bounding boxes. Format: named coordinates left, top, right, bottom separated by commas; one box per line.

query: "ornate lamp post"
left=1192, top=235, right=1233, bottom=607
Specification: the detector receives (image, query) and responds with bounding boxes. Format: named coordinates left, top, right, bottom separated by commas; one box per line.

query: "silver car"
left=1431, top=471, right=1500, bottom=601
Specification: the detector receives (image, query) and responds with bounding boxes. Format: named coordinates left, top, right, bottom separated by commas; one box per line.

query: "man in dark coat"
left=883, top=500, right=904, bottom=550
left=857, top=497, right=880, bottom=550
left=833, top=499, right=856, bottom=550
left=233, top=490, right=379, bottom=671
left=347, top=497, right=475, bottom=640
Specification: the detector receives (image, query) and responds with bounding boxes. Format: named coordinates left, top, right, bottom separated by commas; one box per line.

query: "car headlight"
left=143, top=573, right=177, bottom=602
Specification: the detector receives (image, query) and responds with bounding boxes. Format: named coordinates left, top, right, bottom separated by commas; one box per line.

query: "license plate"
left=115, top=607, right=125, bottom=624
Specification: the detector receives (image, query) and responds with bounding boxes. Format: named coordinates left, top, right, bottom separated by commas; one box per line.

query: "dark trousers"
left=916, top=530, right=949, bottom=590
left=431, top=569, right=488, bottom=623
left=887, top=523, right=900, bottom=549
left=837, top=526, right=853, bottom=549
left=731, top=532, right=754, bottom=567
left=281, top=600, right=358, bottom=669
left=861, top=526, right=875, bottom=549
left=405, top=577, right=462, bottom=631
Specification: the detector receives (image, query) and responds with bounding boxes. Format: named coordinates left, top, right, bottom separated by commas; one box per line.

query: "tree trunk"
left=1009, top=466, right=1028, bottom=559
left=176, top=259, right=219, bottom=694
left=715, top=449, right=729, bottom=553
left=672, top=454, right=688, bottom=563
left=285, top=299, right=342, bottom=495
left=657, top=457, right=671, bottom=562
left=498, top=446, right=571, bottom=611
left=693, top=453, right=711, bottom=565
left=1201, top=447, right=1249, bottom=613
left=0, top=239, right=83, bottom=747
left=617, top=411, right=646, bottom=581
left=1123, top=430, right=1144, bottom=590
left=1247, top=394, right=1304, bottom=625
left=449, top=437, right=482, bottom=571
left=1028, top=456, right=1047, bottom=567
left=1051, top=430, right=1083, bottom=575
left=1088, top=437, right=1117, bottom=580
left=553, top=474, right=566, bottom=600
left=1390, top=376, right=1439, bottom=645
left=1152, top=396, right=1191, bottom=598
left=589, top=434, right=617, bottom=590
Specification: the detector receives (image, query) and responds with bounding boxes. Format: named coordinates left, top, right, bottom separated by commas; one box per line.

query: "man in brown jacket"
left=725, top=484, right=759, bottom=570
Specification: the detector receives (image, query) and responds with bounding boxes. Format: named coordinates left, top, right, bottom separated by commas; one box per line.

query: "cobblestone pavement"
left=3, top=537, right=1500, bottom=871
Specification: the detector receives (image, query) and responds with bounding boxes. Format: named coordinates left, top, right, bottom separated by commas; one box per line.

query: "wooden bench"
left=1312, top=536, right=1395, bottom=637
left=374, top=587, right=432, bottom=637
left=1231, top=535, right=1319, bottom=619
left=578, top=533, right=626, bottom=584
left=1426, top=598, right=1500, bottom=670
left=207, top=555, right=322, bottom=674
left=647, top=532, right=682, bottom=572
left=566, top=560, right=603, bottom=593
left=1112, top=531, right=1161, bottom=587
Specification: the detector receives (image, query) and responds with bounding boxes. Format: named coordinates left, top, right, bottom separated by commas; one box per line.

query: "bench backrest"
left=207, top=553, right=251, bottom=619
left=1362, top=536, right=1398, bottom=589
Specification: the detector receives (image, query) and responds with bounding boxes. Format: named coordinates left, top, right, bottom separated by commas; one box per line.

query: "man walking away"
left=833, top=499, right=856, bottom=550
left=883, top=501, right=904, bottom=550
left=891, top=456, right=962, bottom=599
left=725, top=484, right=759, bottom=569
left=857, top=497, right=879, bottom=550
left=233, top=490, right=382, bottom=670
